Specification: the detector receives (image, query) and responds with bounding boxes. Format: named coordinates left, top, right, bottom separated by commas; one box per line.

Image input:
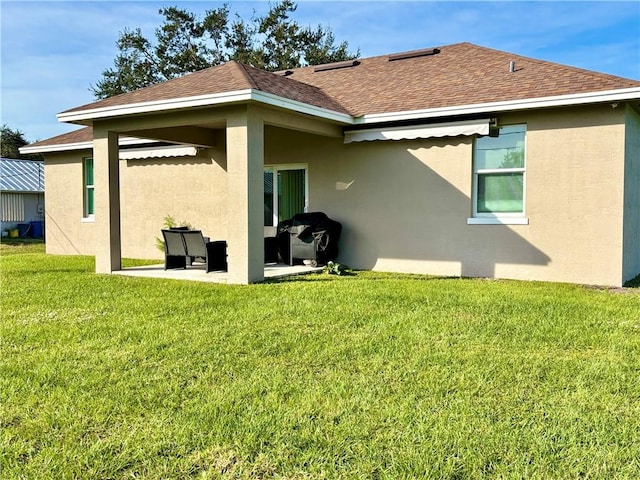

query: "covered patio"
left=56, top=62, right=351, bottom=284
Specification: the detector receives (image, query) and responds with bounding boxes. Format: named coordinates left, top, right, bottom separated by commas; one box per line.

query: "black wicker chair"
left=162, top=229, right=189, bottom=270
left=162, top=229, right=227, bottom=272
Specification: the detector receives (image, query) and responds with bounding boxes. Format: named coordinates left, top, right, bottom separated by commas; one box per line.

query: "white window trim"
left=83, top=157, right=94, bottom=220
left=473, top=166, right=526, bottom=218
left=467, top=217, right=529, bottom=225
left=264, top=163, right=309, bottom=227
left=471, top=125, right=527, bottom=223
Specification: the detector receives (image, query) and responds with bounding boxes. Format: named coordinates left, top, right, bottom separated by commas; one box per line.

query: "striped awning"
left=344, top=119, right=491, bottom=143
left=119, top=145, right=198, bottom=160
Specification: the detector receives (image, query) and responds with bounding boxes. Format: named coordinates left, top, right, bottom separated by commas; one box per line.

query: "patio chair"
left=162, top=229, right=188, bottom=270
left=181, top=230, right=227, bottom=272
left=170, top=226, right=195, bottom=265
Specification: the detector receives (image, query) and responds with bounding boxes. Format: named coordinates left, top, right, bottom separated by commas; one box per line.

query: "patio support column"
left=93, top=126, right=121, bottom=273
left=226, top=106, right=264, bottom=284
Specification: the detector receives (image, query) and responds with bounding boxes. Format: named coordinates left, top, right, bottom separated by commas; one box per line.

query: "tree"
left=91, top=1, right=358, bottom=99
left=255, top=0, right=305, bottom=71
left=0, top=125, right=43, bottom=161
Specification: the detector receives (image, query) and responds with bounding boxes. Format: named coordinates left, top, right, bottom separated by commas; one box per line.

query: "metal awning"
left=344, top=118, right=491, bottom=143
left=119, top=145, right=198, bottom=160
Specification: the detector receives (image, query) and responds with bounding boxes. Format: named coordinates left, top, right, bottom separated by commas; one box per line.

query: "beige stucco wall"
left=44, top=150, right=96, bottom=255
left=502, top=106, right=626, bottom=285
left=623, top=105, right=640, bottom=284
left=119, top=145, right=228, bottom=259
left=268, top=104, right=628, bottom=286
left=44, top=145, right=228, bottom=260
left=44, top=103, right=631, bottom=285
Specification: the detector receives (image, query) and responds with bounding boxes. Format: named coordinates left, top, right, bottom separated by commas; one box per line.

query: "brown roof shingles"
left=26, top=126, right=93, bottom=148
left=63, top=42, right=639, bottom=118
left=236, top=63, right=350, bottom=113
left=288, top=43, right=639, bottom=116
left=65, top=60, right=350, bottom=115
left=62, top=61, right=254, bottom=114
left=40, top=42, right=639, bottom=148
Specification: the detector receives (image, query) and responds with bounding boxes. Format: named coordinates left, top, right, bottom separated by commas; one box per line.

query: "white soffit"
left=119, top=145, right=198, bottom=160
left=344, top=118, right=490, bottom=143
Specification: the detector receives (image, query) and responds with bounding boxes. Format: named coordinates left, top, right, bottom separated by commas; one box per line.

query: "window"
left=83, top=157, right=94, bottom=217
left=470, top=125, right=527, bottom=224
left=264, top=165, right=308, bottom=226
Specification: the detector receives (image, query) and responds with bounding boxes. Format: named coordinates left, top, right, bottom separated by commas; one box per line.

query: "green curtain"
left=278, top=169, right=305, bottom=222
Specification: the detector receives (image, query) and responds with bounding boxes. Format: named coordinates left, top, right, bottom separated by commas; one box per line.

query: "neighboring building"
left=21, top=43, right=640, bottom=286
left=0, top=157, right=45, bottom=237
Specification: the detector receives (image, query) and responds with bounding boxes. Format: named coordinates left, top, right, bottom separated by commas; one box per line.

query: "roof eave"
left=19, top=136, right=157, bottom=155
left=250, top=90, right=353, bottom=124
left=57, top=89, right=354, bottom=126
left=355, top=87, right=640, bottom=125
left=31, top=86, right=640, bottom=155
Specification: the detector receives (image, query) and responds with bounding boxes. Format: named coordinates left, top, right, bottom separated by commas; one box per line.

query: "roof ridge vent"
left=388, top=47, right=441, bottom=62
left=313, top=59, right=361, bottom=73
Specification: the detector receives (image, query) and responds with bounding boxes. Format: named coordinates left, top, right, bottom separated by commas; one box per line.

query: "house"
left=20, top=43, right=640, bottom=286
left=0, top=157, right=45, bottom=238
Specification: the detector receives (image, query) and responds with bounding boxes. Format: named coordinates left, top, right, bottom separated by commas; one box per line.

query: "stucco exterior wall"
left=44, top=146, right=228, bottom=260
left=268, top=104, right=628, bottom=286
left=119, top=146, right=228, bottom=259
left=45, top=151, right=96, bottom=255
left=44, top=103, right=630, bottom=285
left=623, top=105, right=640, bottom=284
left=504, top=106, right=626, bottom=285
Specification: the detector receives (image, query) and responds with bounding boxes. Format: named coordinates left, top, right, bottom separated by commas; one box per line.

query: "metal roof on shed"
left=0, top=157, right=45, bottom=193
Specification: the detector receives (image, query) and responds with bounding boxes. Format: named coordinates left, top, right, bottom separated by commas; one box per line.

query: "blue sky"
left=2, top=1, right=639, bottom=142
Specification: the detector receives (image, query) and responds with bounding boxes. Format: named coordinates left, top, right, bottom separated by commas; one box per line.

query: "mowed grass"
left=1, top=245, right=639, bottom=479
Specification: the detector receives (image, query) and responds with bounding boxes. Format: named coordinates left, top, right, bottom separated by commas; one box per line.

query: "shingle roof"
left=28, top=42, right=640, bottom=151
left=235, top=63, right=349, bottom=113
left=0, top=158, right=45, bottom=192
left=64, top=61, right=350, bottom=115
left=26, top=127, right=93, bottom=149
left=60, top=42, right=639, bottom=119
left=288, top=42, right=640, bottom=116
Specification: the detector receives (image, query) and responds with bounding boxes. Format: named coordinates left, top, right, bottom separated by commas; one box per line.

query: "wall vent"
left=388, top=47, right=441, bottom=61
left=313, top=60, right=361, bottom=73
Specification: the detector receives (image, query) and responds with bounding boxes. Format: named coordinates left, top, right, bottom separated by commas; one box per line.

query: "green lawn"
left=1, top=245, right=639, bottom=479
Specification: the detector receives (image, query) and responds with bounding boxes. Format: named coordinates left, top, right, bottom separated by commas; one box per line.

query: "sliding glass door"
left=264, top=165, right=308, bottom=226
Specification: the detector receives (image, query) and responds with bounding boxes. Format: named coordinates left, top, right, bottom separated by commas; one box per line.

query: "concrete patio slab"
left=113, top=263, right=322, bottom=283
